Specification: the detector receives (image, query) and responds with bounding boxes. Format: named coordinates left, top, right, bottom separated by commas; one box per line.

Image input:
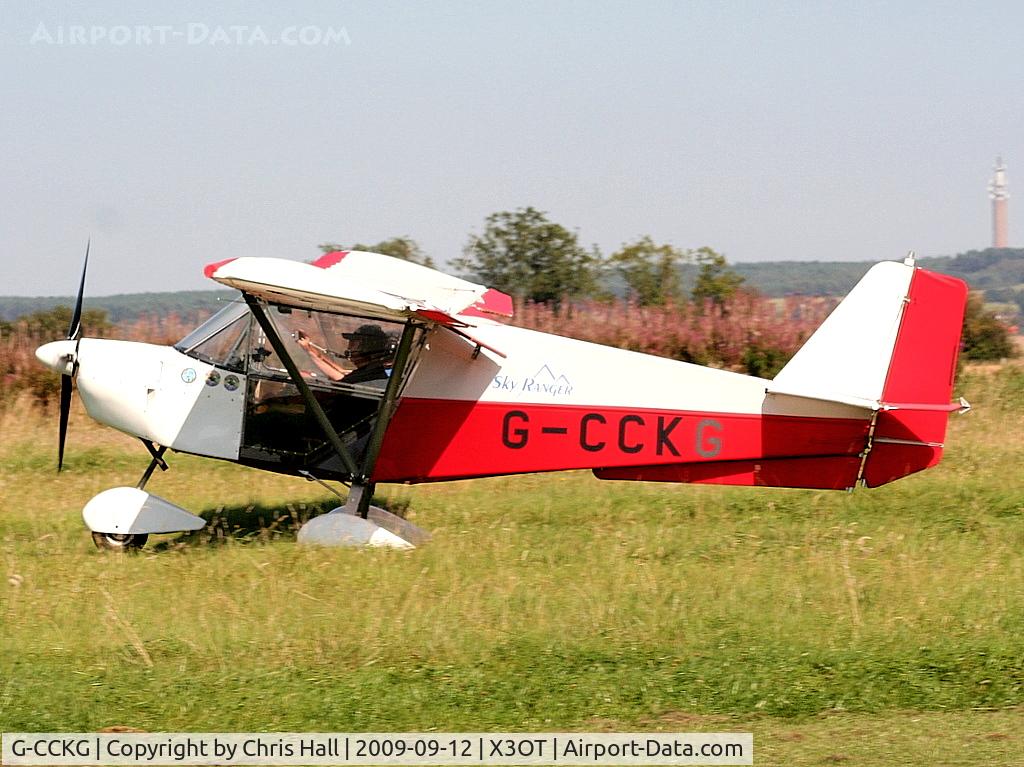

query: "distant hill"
left=732, top=260, right=875, bottom=296
left=734, top=248, right=1024, bottom=316
left=919, top=248, right=1024, bottom=302
left=0, top=290, right=233, bottom=323
left=3, top=248, right=1022, bottom=323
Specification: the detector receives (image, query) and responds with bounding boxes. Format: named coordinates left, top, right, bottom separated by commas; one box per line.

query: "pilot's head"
left=342, top=324, right=391, bottom=366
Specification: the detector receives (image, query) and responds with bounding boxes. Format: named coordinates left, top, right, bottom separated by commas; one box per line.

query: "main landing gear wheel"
left=91, top=532, right=149, bottom=551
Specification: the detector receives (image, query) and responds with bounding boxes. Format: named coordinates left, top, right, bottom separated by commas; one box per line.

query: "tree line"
left=319, top=206, right=1017, bottom=362
left=0, top=205, right=1015, bottom=412
left=321, top=206, right=745, bottom=310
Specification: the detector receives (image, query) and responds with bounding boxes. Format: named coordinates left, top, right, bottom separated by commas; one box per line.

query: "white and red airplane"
left=36, top=249, right=969, bottom=550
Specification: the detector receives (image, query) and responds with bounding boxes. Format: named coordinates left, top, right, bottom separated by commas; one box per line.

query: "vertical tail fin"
left=770, top=260, right=968, bottom=486
left=771, top=260, right=914, bottom=406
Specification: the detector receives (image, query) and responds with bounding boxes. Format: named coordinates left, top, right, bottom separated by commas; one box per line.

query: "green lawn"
left=1, top=366, right=1022, bottom=765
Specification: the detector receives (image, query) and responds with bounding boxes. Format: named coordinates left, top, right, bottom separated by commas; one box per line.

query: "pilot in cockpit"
left=297, top=324, right=393, bottom=387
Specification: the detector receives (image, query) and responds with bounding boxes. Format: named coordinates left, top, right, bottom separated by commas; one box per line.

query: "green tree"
left=455, top=207, right=599, bottom=305
left=961, top=293, right=1017, bottom=361
left=318, top=237, right=434, bottom=268
left=609, top=237, right=687, bottom=305
left=691, top=247, right=744, bottom=312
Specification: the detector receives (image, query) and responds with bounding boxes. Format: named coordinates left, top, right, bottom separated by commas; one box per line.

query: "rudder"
left=862, top=268, right=968, bottom=486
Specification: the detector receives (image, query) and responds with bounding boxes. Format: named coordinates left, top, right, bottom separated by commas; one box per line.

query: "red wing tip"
left=471, top=288, right=514, bottom=318
left=311, top=250, right=349, bottom=269
left=203, top=258, right=237, bottom=279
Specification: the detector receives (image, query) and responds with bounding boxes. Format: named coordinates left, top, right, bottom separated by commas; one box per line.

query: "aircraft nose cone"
left=36, top=340, right=77, bottom=375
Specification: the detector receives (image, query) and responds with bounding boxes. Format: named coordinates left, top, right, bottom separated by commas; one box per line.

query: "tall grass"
left=1, top=310, right=1018, bottom=763
left=0, top=365, right=1021, bottom=735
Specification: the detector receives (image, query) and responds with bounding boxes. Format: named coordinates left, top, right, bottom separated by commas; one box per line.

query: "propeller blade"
left=57, top=239, right=89, bottom=471
left=58, top=374, right=73, bottom=472
left=67, top=239, right=90, bottom=340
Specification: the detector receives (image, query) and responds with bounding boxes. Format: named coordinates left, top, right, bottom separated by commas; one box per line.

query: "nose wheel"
left=91, top=532, right=149, bottom=551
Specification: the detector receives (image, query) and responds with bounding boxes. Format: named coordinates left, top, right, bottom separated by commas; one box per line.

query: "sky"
left=1, top=0, right=1022, bottom=296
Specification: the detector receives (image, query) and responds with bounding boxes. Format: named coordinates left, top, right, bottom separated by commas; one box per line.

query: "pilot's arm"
left=296, top=331, right=346, bottom=381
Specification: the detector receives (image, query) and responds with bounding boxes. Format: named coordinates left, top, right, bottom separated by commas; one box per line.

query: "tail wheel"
left=91, top=532, right=149, bottom=551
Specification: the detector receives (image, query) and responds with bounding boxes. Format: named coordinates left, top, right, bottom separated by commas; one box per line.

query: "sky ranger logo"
left=493, top=364, right=573, bottom=398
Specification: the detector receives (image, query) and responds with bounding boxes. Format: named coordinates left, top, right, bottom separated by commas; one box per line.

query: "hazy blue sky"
left=1, top=1, right=1021, bottom=296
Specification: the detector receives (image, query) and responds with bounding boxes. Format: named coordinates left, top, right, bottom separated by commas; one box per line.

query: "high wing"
left=203, top=250, right=513, bottom=326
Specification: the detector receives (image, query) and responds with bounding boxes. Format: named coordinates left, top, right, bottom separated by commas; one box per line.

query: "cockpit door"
left=237, top=304, right=417, bottom=479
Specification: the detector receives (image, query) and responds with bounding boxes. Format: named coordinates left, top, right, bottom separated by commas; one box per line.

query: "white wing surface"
left=204, top=250, right=513, bottom=325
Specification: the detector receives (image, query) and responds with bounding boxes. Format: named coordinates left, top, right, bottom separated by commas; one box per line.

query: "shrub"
left=961, top=293, right=1017, bottom=362
left=0, top=308, right=204, bottom=411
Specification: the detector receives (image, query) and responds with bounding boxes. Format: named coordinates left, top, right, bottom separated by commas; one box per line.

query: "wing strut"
left=348, top=318, right=420, bottom=517
left=243, top=295, right=360, bottom=479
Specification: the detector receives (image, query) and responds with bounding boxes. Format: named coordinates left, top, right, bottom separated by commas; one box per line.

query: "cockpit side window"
left=248, top=306, right=402, bottom=394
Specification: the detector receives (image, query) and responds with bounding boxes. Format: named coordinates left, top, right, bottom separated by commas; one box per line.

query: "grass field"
left=1, top=365, right=1023, bottom=766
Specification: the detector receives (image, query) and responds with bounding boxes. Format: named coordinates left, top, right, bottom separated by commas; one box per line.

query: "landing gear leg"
left=344, top=482, right=375, bottom=519
left=90, top=442, right=169, bottom=551
left=137, top=441, right=168, bottom=490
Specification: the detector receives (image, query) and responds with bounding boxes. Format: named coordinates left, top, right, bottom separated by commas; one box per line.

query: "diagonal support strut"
left=348, top=319, right=421, bottom=517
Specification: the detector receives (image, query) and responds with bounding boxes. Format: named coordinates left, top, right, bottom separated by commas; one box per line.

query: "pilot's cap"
left=342, top=324, right=389, bottom=352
